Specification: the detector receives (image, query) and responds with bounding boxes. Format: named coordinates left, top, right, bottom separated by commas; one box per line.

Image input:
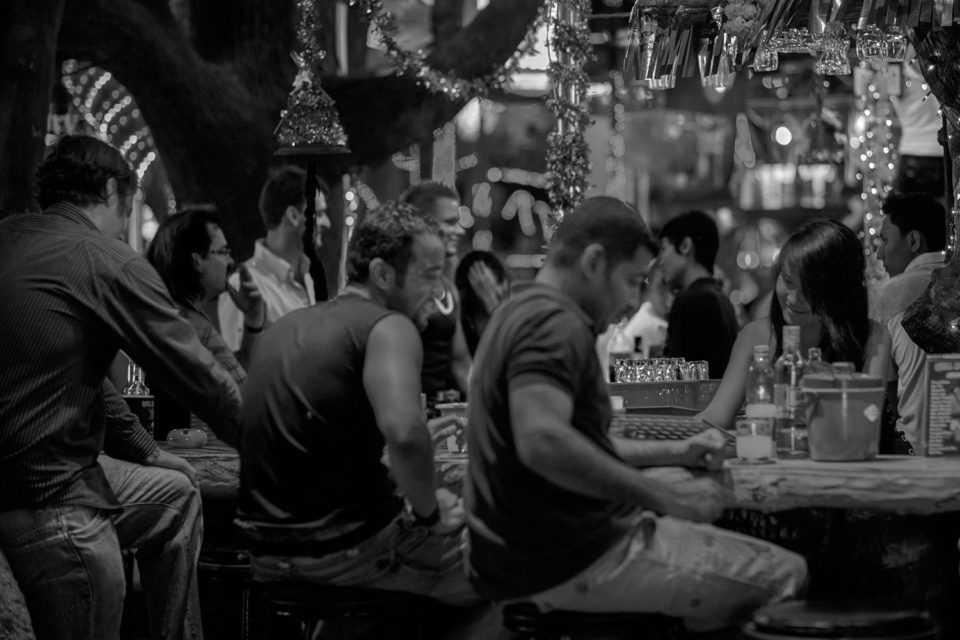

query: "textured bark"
left=0, top=0, right=65, bottom=215
left=0, top=0, right=544, bottom=258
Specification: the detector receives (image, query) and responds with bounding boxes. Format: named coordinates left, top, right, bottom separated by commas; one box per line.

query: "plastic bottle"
left=774, top=325, right=808, bottom=458
left=745, top=345, right=776, bottom=419
left=606, top=319, right=634, bottom=382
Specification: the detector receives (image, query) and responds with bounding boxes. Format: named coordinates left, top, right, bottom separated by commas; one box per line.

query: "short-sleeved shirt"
left=465, top=283, right=634, bottom=600
left=237, top=294, right=403, bottom=551
left=665, top=277, right=738, bottom=377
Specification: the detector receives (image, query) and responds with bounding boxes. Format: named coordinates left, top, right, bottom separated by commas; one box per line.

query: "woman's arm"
left=696, top=318, right=773, bottom=429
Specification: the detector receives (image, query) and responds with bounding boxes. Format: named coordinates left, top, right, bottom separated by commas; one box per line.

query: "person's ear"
left=284, top=205, right=301, bottom=227
left=906, top=229, right=924, bottom=254
left=191, top=252, right=204, bottom=272
left=104, top=178, right=119, bottom=206
left=679, top=236, right=694, bottom=257
left=368, top=258, right=395, bottom=290
left=578, top=243, right=607, bottom=279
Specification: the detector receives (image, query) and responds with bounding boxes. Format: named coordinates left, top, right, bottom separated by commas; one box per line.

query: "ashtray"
left=166, top=428, right=208, bottom=448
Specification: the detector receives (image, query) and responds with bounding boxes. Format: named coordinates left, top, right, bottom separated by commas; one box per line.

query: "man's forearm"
left=521, top=428, right=673, bottom=513
left=611, top=436, right=686, bottom=467
left=386, top=436, right=438, bottom=517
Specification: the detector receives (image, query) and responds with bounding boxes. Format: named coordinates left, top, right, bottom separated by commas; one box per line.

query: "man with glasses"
left=218, top=165, right=317, bottom=353
left=0, top=135, right=242, bottom=640
left=148, top=206, right=264, bottom=383
left=237, top=202, right=477, bottom=610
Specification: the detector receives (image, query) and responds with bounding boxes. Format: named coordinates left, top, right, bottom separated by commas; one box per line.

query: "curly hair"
left=35, top=135, right=137, bottom=210
left=346, top=201, right=440, bottom=285
left=147, top=206, right=222, bottom=305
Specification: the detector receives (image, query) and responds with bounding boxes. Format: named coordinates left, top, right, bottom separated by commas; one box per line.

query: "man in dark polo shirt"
left=465, top=197, right=805, bottom=633
left=237, top=202, right=477, bottom=607
left=0, top=135, right=242, bottom=640
left=658, top=210, right=739, bottom=377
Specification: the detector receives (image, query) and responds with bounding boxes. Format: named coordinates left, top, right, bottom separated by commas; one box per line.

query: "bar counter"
left=160, top=434, right=960, bottom=636
left=160, top=436, right=960, bottom=516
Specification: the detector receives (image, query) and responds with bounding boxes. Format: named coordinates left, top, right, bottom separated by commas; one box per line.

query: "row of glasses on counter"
left=613, top=357, right=709, bottom=384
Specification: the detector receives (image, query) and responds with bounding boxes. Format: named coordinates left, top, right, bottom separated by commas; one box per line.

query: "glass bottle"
left=122, top=359, right=155, bottom=436
left=745, top=345, right=776, bottom=419
left=774, top=326, right=808, bottom=458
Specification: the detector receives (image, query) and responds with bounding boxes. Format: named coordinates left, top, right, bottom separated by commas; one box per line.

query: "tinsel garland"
left=350, top=0, right=548, bottom=99
left=545, top=0, right=593, bottom=225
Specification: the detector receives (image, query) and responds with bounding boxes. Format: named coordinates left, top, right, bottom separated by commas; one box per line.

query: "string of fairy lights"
left=852, top=62, right=898, bottom=259
left=60, top=60, right=161, bottom=188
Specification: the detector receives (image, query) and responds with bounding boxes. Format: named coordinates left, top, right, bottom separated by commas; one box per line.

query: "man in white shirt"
left=219, top=166, right=317, bottom=351
left=875, top=192, right=947, bottom=446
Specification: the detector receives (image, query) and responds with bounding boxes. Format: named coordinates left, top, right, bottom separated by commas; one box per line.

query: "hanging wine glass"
left=885, top=26, right=906, bottom=63
left=855, top=25, right=887, bottom=69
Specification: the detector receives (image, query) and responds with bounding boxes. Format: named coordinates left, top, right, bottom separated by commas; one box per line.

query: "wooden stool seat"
left=742, top=601, right=940, bottom=639
left=502, top=602, right=686, bottom=639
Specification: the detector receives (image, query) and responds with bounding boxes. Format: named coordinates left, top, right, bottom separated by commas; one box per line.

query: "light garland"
left=605, top=71, right=627, bottom=200
left=350, top=0, right=548, bottom=100
left=853, top=63, right=898, bottom=266
left=545, top=0, right=592, bottom=225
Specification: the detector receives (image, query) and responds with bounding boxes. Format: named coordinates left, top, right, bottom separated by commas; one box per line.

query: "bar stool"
left=257, top=581, right=439, bottom=640
left=502, top=602, right=686, bottom=640
left=197, top=546, right=255, bottom=640
left=742, top=601, right=940, bottom=639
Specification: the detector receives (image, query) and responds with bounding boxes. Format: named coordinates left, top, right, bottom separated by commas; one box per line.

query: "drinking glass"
left=736, top=417, right=774, bottom=464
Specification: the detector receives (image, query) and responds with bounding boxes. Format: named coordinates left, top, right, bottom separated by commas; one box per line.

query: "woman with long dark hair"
left=697, top=219, right=887, bottom=429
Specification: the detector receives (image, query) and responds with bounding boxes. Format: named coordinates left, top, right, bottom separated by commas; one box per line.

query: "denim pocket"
left=0, top=507, right=71, bottom=549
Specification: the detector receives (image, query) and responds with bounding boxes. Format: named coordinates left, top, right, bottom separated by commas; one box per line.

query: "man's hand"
left=428, top=488, right=465, bottom=536
left=655, top=477, right=728, bottom=523
left=146, top=448, right=199, bottom=488
left=467, top=262, right=503, bottom=313
left=678, top=428, right=732, bottom=471
left=227, top=264, right=265, bottom=330
left=427, top=415, right=464, bottom=448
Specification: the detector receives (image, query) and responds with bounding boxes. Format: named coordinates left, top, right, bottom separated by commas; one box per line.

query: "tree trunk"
left=0, top=0, right=65, bottom=215
left=46, top=0, right=541, bottom=255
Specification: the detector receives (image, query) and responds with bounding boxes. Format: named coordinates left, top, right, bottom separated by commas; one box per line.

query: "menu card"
left=920, top=354, right=960, bottom=456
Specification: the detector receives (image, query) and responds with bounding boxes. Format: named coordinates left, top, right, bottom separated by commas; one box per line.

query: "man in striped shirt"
left=0, top=135, right=241, bottom=640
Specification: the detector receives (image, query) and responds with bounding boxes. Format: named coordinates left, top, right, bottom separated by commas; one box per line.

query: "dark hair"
left=259, top=165, right=306, bottom=229
left=455, top=251, right=512, bottom=354
left=881, top=192, right=947, bottom=252
left=35, top=135, right=137, bottom=209
left=548, top=197, right=657, bottom=271
left=399, top=181, right=459, bottom=215
left=770, top=219, right=870, bottom=367
left=346, top=201, right=440, bottom=285
left=659, top=210, right=720, bottom=272
left=147, top=206, right=222, bottom=304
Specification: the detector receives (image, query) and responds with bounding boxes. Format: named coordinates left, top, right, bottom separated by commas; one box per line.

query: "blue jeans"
left=250, top=516, right=480, bottom=607
left=0, top=455, right=204, bottom=640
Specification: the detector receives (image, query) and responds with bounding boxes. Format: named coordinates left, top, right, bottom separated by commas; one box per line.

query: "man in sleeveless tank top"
left=400, top=181, right=474, bottom=401
left=237, top=202, right=479, bottom=608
